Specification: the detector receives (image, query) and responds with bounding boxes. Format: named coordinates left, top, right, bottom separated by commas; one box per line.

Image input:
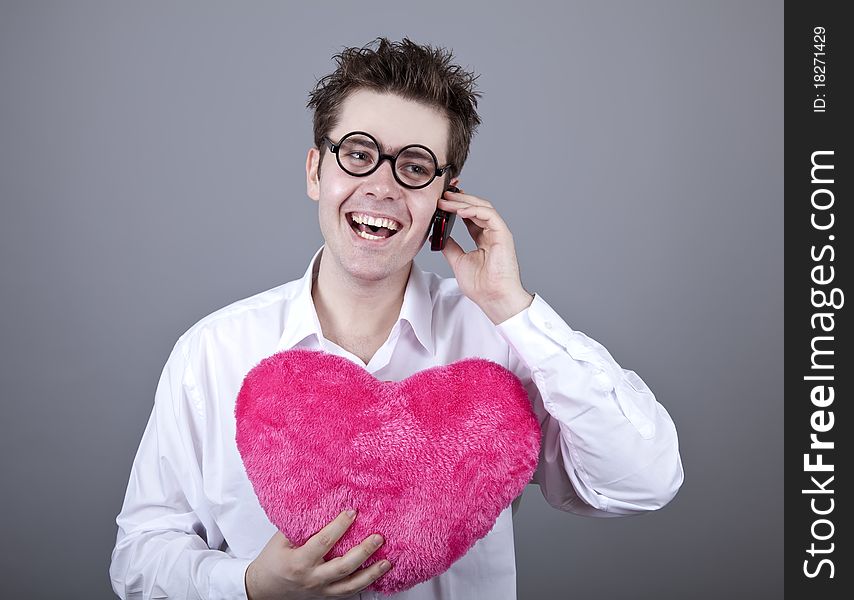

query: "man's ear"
left=306, top=148, right=321, bottom=202
left=450, top=176, right=460, bottom=189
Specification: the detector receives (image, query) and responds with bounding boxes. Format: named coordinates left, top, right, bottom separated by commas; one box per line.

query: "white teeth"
left=356, top=229, right=383, bottom=241
left=350, top=213, right=399, bottom=231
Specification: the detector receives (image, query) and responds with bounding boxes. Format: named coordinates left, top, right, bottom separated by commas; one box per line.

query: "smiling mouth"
left=347, top=213, right=401, bottom=240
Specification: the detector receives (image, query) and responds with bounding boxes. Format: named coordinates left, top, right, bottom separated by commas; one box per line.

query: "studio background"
left=0, top=1, right=783, bottom=598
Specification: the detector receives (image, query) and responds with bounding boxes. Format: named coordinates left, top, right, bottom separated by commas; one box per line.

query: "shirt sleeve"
left=496, top=294, right=684, bottom=516
left=109, top=339, right=252, bottom=599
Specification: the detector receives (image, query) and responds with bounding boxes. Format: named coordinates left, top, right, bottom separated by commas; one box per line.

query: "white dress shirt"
left=109, top=245, right=683, bottom=600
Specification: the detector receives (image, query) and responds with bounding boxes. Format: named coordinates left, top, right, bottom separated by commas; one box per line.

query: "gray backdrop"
left=0, top=1, right=783, bottom=598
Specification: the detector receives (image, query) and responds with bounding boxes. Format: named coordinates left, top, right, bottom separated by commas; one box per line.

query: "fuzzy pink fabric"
left=235, top=348, right=540, bottom=595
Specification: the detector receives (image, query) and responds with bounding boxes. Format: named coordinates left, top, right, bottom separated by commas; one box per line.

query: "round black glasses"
left=321, top=131, right=452, bottom=190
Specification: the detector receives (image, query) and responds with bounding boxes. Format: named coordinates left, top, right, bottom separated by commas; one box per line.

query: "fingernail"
left=381, top=560, right=391, bottom=571
left=345, top=508, right=357, bottom=518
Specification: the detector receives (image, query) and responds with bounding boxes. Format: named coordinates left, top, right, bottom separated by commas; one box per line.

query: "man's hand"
left=438, top=188, right=534, bottom=324
left=245, top=510, right=391, bottom=600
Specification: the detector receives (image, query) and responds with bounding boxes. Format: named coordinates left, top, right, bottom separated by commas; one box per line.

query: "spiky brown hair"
left=307, top=37, right=482, bottom=181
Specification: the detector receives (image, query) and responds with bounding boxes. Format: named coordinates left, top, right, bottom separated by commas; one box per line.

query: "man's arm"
left=497, top=294, right=684, bottom=516
left=109, top=341, right=251, bottom=599
left=435, top=189, right=682, bottom=515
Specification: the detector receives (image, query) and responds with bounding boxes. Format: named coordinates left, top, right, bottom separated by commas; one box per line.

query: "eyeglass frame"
left=320, top=130, right=453, bottom=190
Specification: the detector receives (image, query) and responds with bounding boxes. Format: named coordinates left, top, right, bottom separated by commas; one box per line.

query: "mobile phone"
left=429, top=184, right=459, bottom=251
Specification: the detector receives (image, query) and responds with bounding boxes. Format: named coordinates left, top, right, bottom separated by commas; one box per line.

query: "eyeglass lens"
left=337, top=134, right=437, bottom=187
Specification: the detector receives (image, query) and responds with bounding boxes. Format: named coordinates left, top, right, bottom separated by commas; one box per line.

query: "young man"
left=110, top=38, right=683, bottom=600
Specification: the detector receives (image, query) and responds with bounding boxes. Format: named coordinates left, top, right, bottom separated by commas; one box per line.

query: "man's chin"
left=337, top=250, right=412, bottom=280
left=348, top=264, right=410, bottom=284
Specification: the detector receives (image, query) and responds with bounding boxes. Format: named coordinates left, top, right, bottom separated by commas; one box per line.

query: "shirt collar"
left=275, top=245, right=326, bottom=352
left=275, top=245, right=435, bottom=355
left=399, top=257, right=435, bottom=355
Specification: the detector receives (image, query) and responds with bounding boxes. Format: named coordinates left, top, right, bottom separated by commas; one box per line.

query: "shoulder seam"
left=177, top=283, right=297, bottom=344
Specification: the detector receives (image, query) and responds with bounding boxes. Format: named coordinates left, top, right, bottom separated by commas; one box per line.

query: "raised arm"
left=497, top=294, right=684, bottom=517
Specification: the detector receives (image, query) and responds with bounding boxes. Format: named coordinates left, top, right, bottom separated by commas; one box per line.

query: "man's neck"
left=311, top=250, right=410, bottom=343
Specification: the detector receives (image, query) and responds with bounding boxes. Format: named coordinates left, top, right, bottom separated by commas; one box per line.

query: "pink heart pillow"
left=235, top=349, right=540, bottom=594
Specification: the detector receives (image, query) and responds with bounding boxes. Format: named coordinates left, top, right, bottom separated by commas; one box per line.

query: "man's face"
left=306, top=89, right=456, bottom=283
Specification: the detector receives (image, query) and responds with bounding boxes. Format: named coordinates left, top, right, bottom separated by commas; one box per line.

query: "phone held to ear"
left=429, top=184, right=459, bottom=251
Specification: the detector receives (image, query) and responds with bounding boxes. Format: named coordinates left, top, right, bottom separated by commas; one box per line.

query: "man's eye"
left=348, top=151, right=370, bottom=161
left=402, top=164, right=427, bottom=175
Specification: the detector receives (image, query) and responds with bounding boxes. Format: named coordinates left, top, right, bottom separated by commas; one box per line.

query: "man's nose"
left=363, top=157, right=400, bottom=197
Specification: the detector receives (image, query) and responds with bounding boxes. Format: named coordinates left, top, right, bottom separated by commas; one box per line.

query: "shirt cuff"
left=209, top=557, right=253, bottom=600
left=496, top=294, right=617, bottom=392
left=496, top=294, right=566, bottom=364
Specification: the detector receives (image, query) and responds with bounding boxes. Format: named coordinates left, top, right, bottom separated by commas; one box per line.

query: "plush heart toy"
left=235, top=348, right=541, bottom=595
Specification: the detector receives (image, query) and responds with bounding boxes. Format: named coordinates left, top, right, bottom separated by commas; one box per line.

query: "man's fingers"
left=441, top=235, right=465, bottom=265
left=273, top=529, right=295, bottom=549
left=442, top=189, right=491, bottom=208
left=462, top=216, right=484, bottom=241
left=455, top=205, right=505, bottom=232
left=439, top=199, right=507, bottom=234
left=323, top=557, right=393, bottom=598
left=303, top=509, right=357, bottom=561
left=315, top=533, right=385, bottom=583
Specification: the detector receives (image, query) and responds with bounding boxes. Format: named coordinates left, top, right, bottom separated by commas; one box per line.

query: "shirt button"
left=544, top=321, right=553, bottom=329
